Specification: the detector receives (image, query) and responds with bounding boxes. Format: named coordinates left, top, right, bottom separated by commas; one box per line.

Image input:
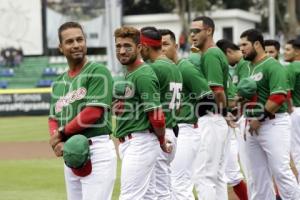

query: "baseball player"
left=264, top=39, right=281, bottom=60
left=48, top=22, right=117, bottom=200
left=113, top=26, right=171, bottom=200
left=159, top=28, right=218, bottom=199
left=239, top=28, right=300, bottom=199
left=190, top=16, right=230, bottom=200
left=284, top=39, right=300, bottom=183
left=216, top=39, right=250, bottom=200
left=140, top=26, right=182, bottom=199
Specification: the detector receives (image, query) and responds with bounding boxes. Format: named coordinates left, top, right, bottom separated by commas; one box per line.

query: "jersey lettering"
left=169, top=82, right=182, bottom=110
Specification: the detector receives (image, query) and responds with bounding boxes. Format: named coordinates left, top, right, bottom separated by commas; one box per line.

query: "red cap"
left=70, top=159, right=92, bottom=177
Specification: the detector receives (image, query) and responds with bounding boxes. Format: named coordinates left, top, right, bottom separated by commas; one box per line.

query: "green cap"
left=237, top=78, right=257, bottom=100
left=63, top=134, right=90, bottom=169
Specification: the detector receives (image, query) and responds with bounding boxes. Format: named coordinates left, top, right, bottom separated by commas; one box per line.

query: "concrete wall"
left=123, top=9, right=261, bottom=45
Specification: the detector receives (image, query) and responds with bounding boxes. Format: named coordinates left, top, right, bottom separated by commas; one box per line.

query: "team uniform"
left=49, top=62, right=117, bottom=200
left=225, top=76, right=246, bottom=187
left=113, top=64, right=161, bottom=200
left=149, top=57, right=182, bottom=199
left=171, top=58, right=212, bottom=199
left=232, top=58, right=251, bottom=85
left=241, top=57, right=300, bottom=199
left=193, top=47, right=229, bottom=200
left=287, top=61, right=300, bottom=182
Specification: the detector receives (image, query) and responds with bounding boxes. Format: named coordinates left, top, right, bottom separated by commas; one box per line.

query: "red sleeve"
left=147, top=108, right=166, bottom=128
left=48, top=118, right=58, bottom=136
left=268, top=94, right=286, bottom=106
left=210, top=86, right=224, bottom=92
left=64, top=106, right=103, bottom=136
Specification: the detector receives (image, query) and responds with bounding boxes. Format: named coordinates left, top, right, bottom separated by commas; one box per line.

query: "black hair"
left=192, top=16, right=215, bottom=34
left=216, top=39, right=239, bottom=53
left=240, top=29, right=265, bottom=49
left=140, top=26, right=161, bottom=50
left=158, top=29, right=176, bottom=42
left=264, top=39, right=280, bottom=51
left=58, top=21, right=84, bottom=43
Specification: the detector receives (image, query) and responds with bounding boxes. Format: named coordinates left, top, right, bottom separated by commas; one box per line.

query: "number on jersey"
left=169, top=82, right=182, bottom=110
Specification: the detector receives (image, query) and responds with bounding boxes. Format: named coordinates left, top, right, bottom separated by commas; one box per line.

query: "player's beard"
left=244, top=48, right=257, bottom=61
left=119, top=54, right=137, bottom=65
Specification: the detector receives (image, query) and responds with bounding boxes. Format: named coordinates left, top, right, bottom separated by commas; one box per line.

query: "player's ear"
left=137, top=43, right=142, bottom=50
left=58, top=44, right=63, bottom=54
left=175, top=43, right=179, bottom=50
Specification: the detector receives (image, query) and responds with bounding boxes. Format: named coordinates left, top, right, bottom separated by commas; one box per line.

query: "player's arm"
left=258, top=65, right=288, bottom=122
left=61, top=106, right=104, bottom=136
left=210, top=86, right=227, bottom=114
left=136, top=74, right=170, bottom=153
left=147, top=108, right=166, bottom=145
left=48, top=86, right=64, bottom=157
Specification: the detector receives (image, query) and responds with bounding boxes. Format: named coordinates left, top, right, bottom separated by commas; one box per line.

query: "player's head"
left=114, top=26, right=141, bottom=65
left=240, top=29, right=264, bottom=61
left=159, top=29, right=178, bottom=62
left=284, top=39, right=300, bottom=62
left=58, top=22, right=87, bottom=64
left=140, top=26, right=162, bottom=61
left=190, top=16, right=215, bottom=50
left=264, top=39, right=280, bottom=60
left=216, top=39, right=242, bottom=66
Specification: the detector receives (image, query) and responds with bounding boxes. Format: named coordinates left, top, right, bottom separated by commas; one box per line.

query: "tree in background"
left=122, top=0, right=300, bottom=40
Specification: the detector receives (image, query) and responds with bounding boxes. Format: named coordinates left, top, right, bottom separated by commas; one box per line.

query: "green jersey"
left=200, top=47, right=229, bottom=95
left=188, top=52, right=201, bottom=68
left=248, top=57, right=288, bottom=114
left=49, top=62, right=113, bottom=138
left=149, top=58, right=183, bottom=128
left=177, top=58, right=212, bottom=124
left=232, top=58, right=251, bottom=85
left=227, top=75, right=237, bottom=100
left=114, top=64, right=161, bottom=138
left=287, top=61, right=300, bottom=107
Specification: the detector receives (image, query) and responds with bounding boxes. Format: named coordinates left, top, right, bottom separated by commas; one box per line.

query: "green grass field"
left=0, top=116, right=202, bottom=200
left=0, top=116, right=122, bottom=200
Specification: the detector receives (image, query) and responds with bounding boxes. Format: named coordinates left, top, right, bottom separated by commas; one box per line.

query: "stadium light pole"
left=269, top=0, right=275, bottom=38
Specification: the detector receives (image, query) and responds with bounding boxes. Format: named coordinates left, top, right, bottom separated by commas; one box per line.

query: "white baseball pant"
left=171, top=122, right=201, bottom=200
left=244, top=113, right=300, bottom=200
left=64, top=135, right=117, bottom=200
left=154, top=128, right=177, bottom=199
left=291, top=107, right=300, bottom=182
left=193, top=114, right=229, bottom=200
left=118, top=131, right=160, bottom=200
left=225, top=127, right=245, bottom=186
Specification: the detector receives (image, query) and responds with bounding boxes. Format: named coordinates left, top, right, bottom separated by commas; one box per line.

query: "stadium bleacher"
left=0, top=55, right=107, bottom=89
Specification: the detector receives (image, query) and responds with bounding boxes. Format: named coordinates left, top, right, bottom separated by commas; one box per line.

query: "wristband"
left=221, top=108, right=228, bottom=117
left=258, top=109, right=274, bottom=122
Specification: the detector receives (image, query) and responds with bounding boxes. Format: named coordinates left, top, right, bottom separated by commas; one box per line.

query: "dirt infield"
left=0, top=141, right=55, bottom=160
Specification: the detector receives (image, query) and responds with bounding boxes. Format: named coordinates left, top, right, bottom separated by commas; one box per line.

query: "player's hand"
left=248, top=119, right=260, bottom=136
left=53, top=142, right=64, bottom=157
left=160, top=139, right=173, bottom=153
left=225, top=112, right=237, bottom=128
left=112, top=100, right=124, bottom=115
left=49, top=130, right=63, bottom=150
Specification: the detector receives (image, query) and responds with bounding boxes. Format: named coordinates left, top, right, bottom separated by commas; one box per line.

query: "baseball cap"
left=237, top=78, right=257, bottom=100
left=63, top=134, right=92, bottom=177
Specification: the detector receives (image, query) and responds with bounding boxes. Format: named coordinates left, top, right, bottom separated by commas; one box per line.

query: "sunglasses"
left=190, top=28, right=205, bottom=34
